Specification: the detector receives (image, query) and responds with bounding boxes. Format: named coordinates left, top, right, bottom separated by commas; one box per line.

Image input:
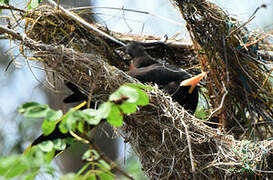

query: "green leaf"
left=109, top=91, right=121, bottom=102
left=64, top=137, right=75, bottom=146
left=98, top=160, right=111, bottom=170
left=119, top=86, right=138, bottom=103
left=120, top=102, right=137, bottom=114
left=194, top=108, right=209, bottom=119
left=42, top=119, right=56, bottom=136
left=110, top=86, right=138, bottom=103
left=82, top=109, right=97, bottom=116
left=59, top=120, right=69, bottom=134
left=0, top=155, right=19, bottom=176
left=45, top=149, right=55, bottom=163
left=53, top=139, right=66, bottom=151
left=194, top=102, right=209, bottom=119
left=23, top=146, right=36, bottom=158
left=121, top=84, right=149, bottom=106
left=30, top=0, right=42, bottom=9
left=77, top=103, right=110, bottom=126
left=82, top=109, right=101, bottom=125
left=72, top=110, right=86, bottom=119
left=31, top=149, right=45, bottom=166
left=38, top=141, right=54, bottom=152
left=75, top=163, right=90, bottom=177
left=5, top=160, right=28, bottom=179
left=81, top=149, right=100, bottom=161
left=74, top=109, right=102, bottom=126
left=24, top=104, right=49, bottom=118
left=46, top=110, right=63, bottom=121
left=18, top=102, right=40, bottom=113
left=24, top=170, right=38, bottom=180
left=88, top=174, right=96, bottom=180
left=98, top=172, right=114, bottom=180
left=60, top=173, right=76, bottom=180
left=0, top=0, right=9, bottom=5
left=97, top=102, right=111, bottom=119
left=135, top=88, right=149, bottom=106
left=124, top=83, right=153, bottom=90
left=59, top=111, right=77, bottom=133
left=107, top=105, right=123, bottom=127
left=0, top=0, right=8, bottom=13
left=77, top=121, right=84, bottom=133
left=90, top=149, right=100, bottom=160
left=82, top=149, right=92, bottom=160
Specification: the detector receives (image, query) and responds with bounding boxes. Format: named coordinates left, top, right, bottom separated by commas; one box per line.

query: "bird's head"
left=125, top=41, right=148, bottom=58
left=125, top=41, right=157, bottom=69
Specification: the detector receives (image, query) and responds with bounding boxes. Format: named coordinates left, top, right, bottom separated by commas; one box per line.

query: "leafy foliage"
left=0, top=0, right=42, bottom=14
left=0, top=0, right=9, bottom=6
left=0, top=146, right=55, bottom=180
left=17, top=83, right=149, bottom=135
left=27, top=0, right=43, bottom=9
left=0, top=83, right=150, bottom=179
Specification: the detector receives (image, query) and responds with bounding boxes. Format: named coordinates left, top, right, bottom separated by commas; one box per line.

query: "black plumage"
left=27, top=41, right=204, bottom=154
left=126, top=41, right=200, bottom=113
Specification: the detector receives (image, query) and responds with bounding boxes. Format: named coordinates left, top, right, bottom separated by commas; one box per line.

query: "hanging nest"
left=0, top=0, right=272, bottom=179
left=171, top=0, right=273, bottom=139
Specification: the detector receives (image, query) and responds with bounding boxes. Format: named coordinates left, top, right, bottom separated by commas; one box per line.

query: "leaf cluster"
left=0, top=83, right=150, bottom=179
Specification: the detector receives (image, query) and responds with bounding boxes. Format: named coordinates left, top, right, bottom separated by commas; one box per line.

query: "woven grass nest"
left=4, top=0, right=272, bottom=179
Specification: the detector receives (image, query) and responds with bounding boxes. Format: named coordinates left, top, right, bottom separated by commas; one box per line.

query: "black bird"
left=63, top=42, right=205, bottom=114
left=125, top=41, right=206, bottom=113
left=26, top=42, right=205, bottom=154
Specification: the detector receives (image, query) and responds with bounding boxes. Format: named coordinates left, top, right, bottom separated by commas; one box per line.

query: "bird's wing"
left=127, top=64, right=190, bottom=85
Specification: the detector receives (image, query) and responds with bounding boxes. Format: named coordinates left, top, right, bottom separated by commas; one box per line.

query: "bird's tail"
left=25, top=82, right=92, bottom=156
left=24, top=123, right=97, bottom=156
left=24, top=126, right=71, bottom=156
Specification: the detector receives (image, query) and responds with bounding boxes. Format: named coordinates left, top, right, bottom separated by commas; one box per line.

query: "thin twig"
left=0, top=24, right=23, bottom=40
left=245, top=31, right=273, bottom=48
left=226, top=16, right=255, bottom=38
left=207, top=82, right=228, bottom=121
left=92, top=143, right=134, bottom=180
left=69, top=6, right=185, bottom=27
left=46, top=0, right=126, bottom=46
left=0, top=5, right=26, bottom=13
left=180, top=118, right=196, bottom=177
left=222, top=36, right=229, bottom=83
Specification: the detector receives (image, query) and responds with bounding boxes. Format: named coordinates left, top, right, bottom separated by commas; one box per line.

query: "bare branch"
left=46, top=0, right=126, bottom=46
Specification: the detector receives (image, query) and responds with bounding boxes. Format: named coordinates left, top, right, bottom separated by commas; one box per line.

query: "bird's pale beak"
left=180, top=72, right=207, bottom=94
